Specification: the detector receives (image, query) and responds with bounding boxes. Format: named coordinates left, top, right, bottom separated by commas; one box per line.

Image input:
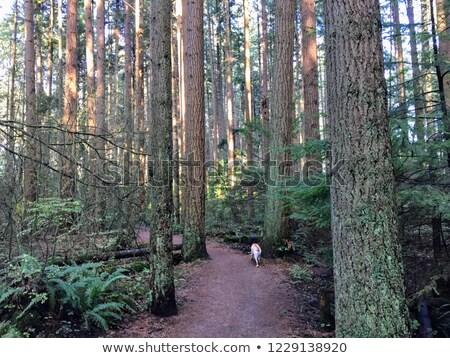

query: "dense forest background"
left=0, top=0, right=449, bottom=338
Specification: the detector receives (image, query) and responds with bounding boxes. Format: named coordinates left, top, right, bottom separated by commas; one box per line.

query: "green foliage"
left=19, top=198, right=83, bottom=239
left=285, top=178, right=331, bottom=229
left=0, top=255, right=133, bottom=337
left=398, top=186, right=450, bottom=221
left=411, top=319, right=421, bottom=332
left=172, top=223, right=183, bottom=235
left=0, top=255, right=47, bottom=337
left=280, top=141, right=332, bottom=230
left=121, top=267, right=151, bottom=308
left=0, top=321, right=22, bottom=338
left=317, top=247, right=334, bottom=268
left=45, top=262, right=134, bottom=331
left=289, top=264, right=313, bottom=283
left=206, top=161, right=265, bottom=234
left=433, top=303, right=450, bottom=337
left=290, top=140, right=329, bottom=161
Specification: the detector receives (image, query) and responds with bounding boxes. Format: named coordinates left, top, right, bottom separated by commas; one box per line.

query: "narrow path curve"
left=109, top=233, right=301, bottom=338
left=164, top=241, right=299, bottom=338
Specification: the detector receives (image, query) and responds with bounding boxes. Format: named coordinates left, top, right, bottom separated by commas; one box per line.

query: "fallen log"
left=50, top=243, right=183, bottom=266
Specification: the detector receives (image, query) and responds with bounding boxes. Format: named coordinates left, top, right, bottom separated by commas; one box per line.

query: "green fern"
left=0, top=321, right=22, bottom=338
left=16, top=293, right=47, bottom=320
left=1, top=255, right=132, bottom=335
left=48, top=278, right=80, bottom=309
left=100, top=270, right=128, bottom=292
left=83, top=302, right=124, bottom=330
left=84, top=311, right=108, bottom=331
left=15, top=254, right=43, bottom=278
left=0, top=286, right=23, bottom=305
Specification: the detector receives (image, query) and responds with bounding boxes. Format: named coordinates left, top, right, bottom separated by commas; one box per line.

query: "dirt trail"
left=166, top=242, right=298, bottom=337
left=109, top=234, right=302, bottom=338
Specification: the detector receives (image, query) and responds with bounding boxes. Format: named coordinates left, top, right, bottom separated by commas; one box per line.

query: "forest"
left=0, top=0, right=449, bottom=338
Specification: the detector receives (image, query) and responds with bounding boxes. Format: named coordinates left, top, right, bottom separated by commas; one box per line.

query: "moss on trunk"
left=325, top=0, right=410, bottom=337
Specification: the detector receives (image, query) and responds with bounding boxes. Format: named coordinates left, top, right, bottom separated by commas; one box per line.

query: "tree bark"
left=135, top=0, right=146, bottom=210
left=216, top=0, right=226, bottom=158
left=176, top=0, right=186, bottom=223
left=5, top=0, right=19, bottom=248
left=24, top=0, right=38, bottom=202
left=407, top=0, right=425, bottom=141
left=436, top=0, right=450, bottom=157
left=111, top=1, right=121, bottom=162
left=300, top=0, right=322, bottom=178
left=182, top=0, right=208, bottom=261
left=294, top=0, right=303, bottom=173
left=124, top=1, right=133, bottom=186
left=391, top=0, right=406, bottom=109
left=325, top=0, right=410, bottom=337
left=35, top=6, right=44, bottom=101
left=421, top=0, right=433, bottom=135
left=149, top=0, right=178, bottom=316
left=85, top=0, right=96, bottom=203
left=46, top=0, right=54, bottom=97
left=432, top=215, right=443, bottom=260
left=207, top=0, right=219, bottom=164
left=96, top=0, right=106, bottom=219
left=224, top=0, right=236, bottom=186
left=61, top=0, right=78, bottom=199
left=57, top=0, right=64, bottom=119
left=261, top=0, right=270, bottom=181
left=262, top=0, right=295, bottom=258
left=244, top=0, right=254, bottom=219
left=172, top=13, right=181, bottom=226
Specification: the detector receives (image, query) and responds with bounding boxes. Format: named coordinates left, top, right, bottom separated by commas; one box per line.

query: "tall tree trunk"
left=35, top=7, right=44, bottom=102
left=112, top=1, right=121, bottom=161
left=325, top=0, right=410, bottom=337
left=429, top=0, right=449, bottom=263
left=95, top=0, right=106, bottom=220
left=124, top=1, right=133, bottom=185
left=244, top=0, right=254, bottom=219
left=300, top=0, right=321, bottom=178
left=432, top=215, right=443, bottom=260
left=172, top=13, right=181, bottom=226
left=391, top=0, right=406, bottom=109
left=422, top=0, right=433, bottom=134
left=35, top=4, right=44, bottom=186
left=57, top=0, right=64, bottom=119
left=294, top=0, right=303, bottom=161
left=224, top=0, right=236, bottom=185
left=85, top=0, right=96, bottom=203
left=24, top=0, right=37, bottom=202
left=148, top=0, right=178, bottom=317
left=5, top=0, right=19, bottom=248
left=182, top=0, right=208, bottom=261
left=216, top=0, right=226, bottom=158
left=135, top=0, right=146, bottom=210
left=176, top=0, right=186, bottom=224
left=46, top=0, right=54, bottom=97
left=207, top=1, right=219, bottom=164
left=434, top=0, right=450, bottom=168
left=407, top=0, right=425, bottom=141
left=262, top=0, right=295, bottom=258
left=261, top=0, right=270, bottom=181
left=61, top=0, right=78, bottom=199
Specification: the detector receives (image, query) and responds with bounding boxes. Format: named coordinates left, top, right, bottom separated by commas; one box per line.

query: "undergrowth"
left=0, top=255, right=134, bottom=337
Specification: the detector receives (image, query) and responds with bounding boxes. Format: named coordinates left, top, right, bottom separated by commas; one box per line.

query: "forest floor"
left=105, top=230, right=329, bottom=338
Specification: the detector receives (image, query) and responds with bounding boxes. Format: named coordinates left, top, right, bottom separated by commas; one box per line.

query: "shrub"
left=289, top=264, right=313, bottom=283
left=0, top=255, right=133, bottom=337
